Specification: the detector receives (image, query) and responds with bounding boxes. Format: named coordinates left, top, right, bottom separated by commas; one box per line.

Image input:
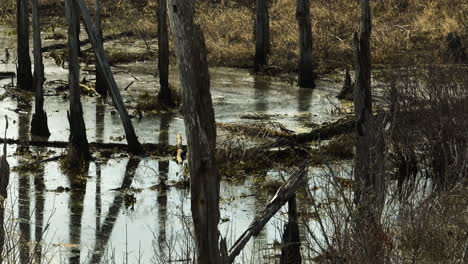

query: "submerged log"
left=228, top=165, right=307, bottom=263
left=0, top=72, right=15, bottom=80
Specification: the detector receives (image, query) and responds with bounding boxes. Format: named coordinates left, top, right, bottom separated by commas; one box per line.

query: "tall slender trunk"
left=157, top=0, right=173, bottom=107
left=296, top=0, right=315, bottom=88
left=353, top=0, right=385, bottom=261
left=30, top=0, right=50, bottom=137
left=16, top=0, right=33, bottom=91
left=65, top=0, right=91, bottom=165
left=254, top=0, right=270, bottom=72
left=74, top=0, right=143, bottom=154
left=94, top=0, right=107, bottom=96
left=168, top=1, right=223, bottom=263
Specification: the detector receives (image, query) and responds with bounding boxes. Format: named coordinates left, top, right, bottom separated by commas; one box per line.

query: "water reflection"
left=17, top=96, right=32, bottom=264
left=254, top=76, right=269, bottom=112
left=298, top=87, right=313, bottom=113
left=156, top=112, right=172, bottom=260
left=90, top=157, right=141, bottom=263
left=68, top=165, right=89, bottom=264
left=33, top=147, right=46, bottom=264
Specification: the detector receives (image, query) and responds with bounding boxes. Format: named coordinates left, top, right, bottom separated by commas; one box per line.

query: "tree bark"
left=16, top=0, right=33, bottom=91
left=94, top=0, right=107, bottom=96
left=280, top=195, right=302, bottom=264
left=65, top=0, right=91, bottom=165
left=74, top=0, right=143, bottom=154
left=296, top=0, right=315, bottom=88
left=353, top=0, right=385, bottom=261
left=168, top=1, right=222, bottom=263
left=254, top=0, right=270, bottom=72
left=30, top=0, right=51, bottom=137
left=157, top=0, right=173, bottom=107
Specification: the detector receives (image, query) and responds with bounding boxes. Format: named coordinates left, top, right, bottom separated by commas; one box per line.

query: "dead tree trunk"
left=296, top=0, right=315, bottom=88
left=16, top=0, right=33, bottom=91
left=157, top=0, right=173, bottom=107
left=75, top=0, right=143, bottom=154
left=353, top=0, right=385, bottom=260
left=280, top=194, right=302, bottom=264
left=254, top=0, right=270, bottom=72
left=168, top=1, right=222, bottom=263
left=30, top=0, right=51, bottom=137
left=94, top=0, right=107, bottom=96
left=65, top=0, right=91, bottom=165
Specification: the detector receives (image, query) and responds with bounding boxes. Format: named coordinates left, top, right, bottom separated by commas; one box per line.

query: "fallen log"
left=0, top=72, right=15, bottom=80
left=0, top=137, right=183, bottom=156
left=227, top=164, right=308, bottom=263
left=41, top=31, right=135, bottom=53
left=276, top=118, right=354, bottom=145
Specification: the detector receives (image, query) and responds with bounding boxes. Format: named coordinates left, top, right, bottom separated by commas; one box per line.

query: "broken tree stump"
left=280, top=194, right=302, bottom=264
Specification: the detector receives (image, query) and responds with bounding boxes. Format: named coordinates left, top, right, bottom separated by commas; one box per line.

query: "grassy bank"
left=1, top=0, right=467, bottom=74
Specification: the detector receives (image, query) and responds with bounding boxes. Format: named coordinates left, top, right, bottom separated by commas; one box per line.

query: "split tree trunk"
left=157, top=0, right=173, bottom=107
left=16, top=0, right=33, bottom=91
left=75, top=0, right=142, bottom=154
left=296, top=0, right=315, bottom=88
left=30, top=0, right=51, bottom=137
left=65, top=0, right=91, bottom=165
left=94, top=0, right=107, bottom=96
left=254, top=0, right=270, bottom=72
left=168, top=1, right=223, bottom=263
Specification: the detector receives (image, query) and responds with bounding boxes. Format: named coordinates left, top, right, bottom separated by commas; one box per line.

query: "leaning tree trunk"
left=168, top=1, right=223, bottom=263
left=94, top=0, right=107, bottom=96
left=296, top=0, right=315, bottom=88
left=254, top=0, right=270, bottom=72
left=16, top=0, right=33, bottom=91
left=157, top=0, right=173, bottom=107
left=65, top=0, right=91, bottom=165
left=74, top=0, right=143, bottom=154
left=30, top=0, right=51, bottom=137
left=353, top=0, right=385, bottom=261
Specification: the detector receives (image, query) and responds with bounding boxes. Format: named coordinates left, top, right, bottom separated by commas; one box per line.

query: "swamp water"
left=0, top=26, right=349, bottom=263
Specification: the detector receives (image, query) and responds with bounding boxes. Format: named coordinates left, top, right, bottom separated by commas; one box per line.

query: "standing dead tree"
left=157, top=0, right=173, bottom=107
left=255, top=0, right=270, bottom=72
left=30, top=0, right=51, bottom=137
left=0, top=117, right=9, bottom=257
left=353, top=0, right=385, bottom=261
left=296, top=0, right=315, bottom=88
left=16, top=0, right=33, bottom=91
left=168, top=1, right=223, bottom=263
left=75, top=0, right=143, bottom=154
left=65, top=0, right=91, bottom=165
left=94, top=0, right=107, bottom=96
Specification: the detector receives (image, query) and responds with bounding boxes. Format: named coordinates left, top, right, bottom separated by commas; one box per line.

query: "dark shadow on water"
left=298, top=87, right=314, bottom=113
left=68, top=164, right=90, bottom=264
left=90, top=157, right=141, bottom=264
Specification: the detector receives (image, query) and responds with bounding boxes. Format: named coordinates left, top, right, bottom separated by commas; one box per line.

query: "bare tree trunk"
left=280, top=195, right=302, bottom=264
left=94, top=0, right=107, bottom=96
left=65, top=0, right=91, bottom=165
left=168, top=1, right=223, bottom=263
left=353, top=0, right=385, bottom=261
left=254, top=0, right=270, bottom=72
left=74, top=0, right=143, bottom=154
left=296, top=0, right=315, bottom=88
left=157, top=0, right=173, bottom=107
left=30, top=0, right=51, bottom=137
left=16, top=0, right=33, bottom=91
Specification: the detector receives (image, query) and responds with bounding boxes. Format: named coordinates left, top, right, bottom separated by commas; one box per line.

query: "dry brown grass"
left=1, top=0, right=466, bottom=73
